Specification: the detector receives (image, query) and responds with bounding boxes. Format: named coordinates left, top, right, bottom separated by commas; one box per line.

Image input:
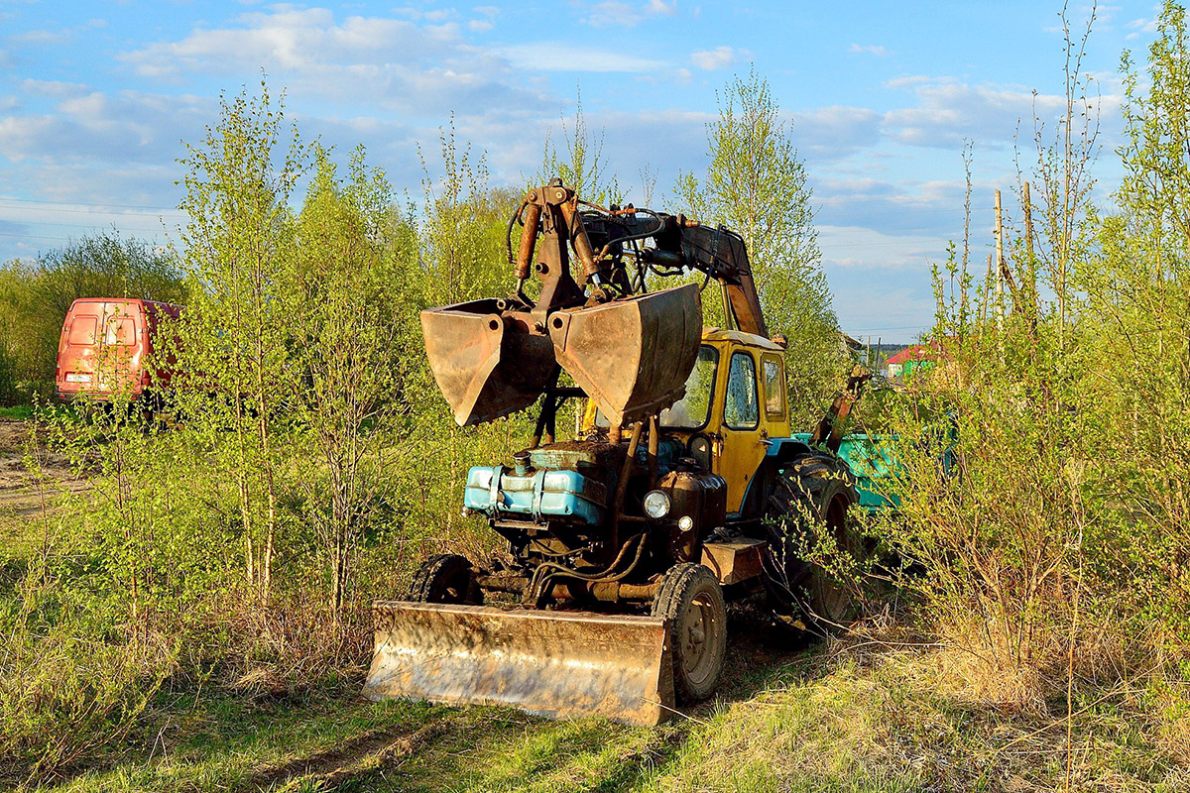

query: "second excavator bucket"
left=421, top=299, right=556, bottom=426
left=365, top=602, right=674, bottom=726
left=549, top=284, right=702, bottom=426
left=422, top=285, right=702, bottom=429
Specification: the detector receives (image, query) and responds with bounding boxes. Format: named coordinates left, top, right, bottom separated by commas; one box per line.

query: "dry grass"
left=638, top=624, right=1190, bottom=793
left=218, top=592, right=372, bottom=698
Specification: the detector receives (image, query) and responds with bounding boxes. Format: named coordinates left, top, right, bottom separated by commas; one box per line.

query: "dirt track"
left=0, top=419, right=87, bottom=518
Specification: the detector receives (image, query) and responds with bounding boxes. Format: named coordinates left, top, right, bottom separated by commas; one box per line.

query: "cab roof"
left=700, top=327, right=786, bottom=351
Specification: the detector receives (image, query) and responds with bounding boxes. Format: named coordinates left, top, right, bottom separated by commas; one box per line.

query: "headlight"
left=643, top=489, right=671, bottom=519
left=677, top=515, right=694, bottom=532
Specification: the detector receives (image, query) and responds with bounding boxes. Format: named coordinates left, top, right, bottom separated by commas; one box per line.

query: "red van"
left=55, top=298, right=182, bottom=402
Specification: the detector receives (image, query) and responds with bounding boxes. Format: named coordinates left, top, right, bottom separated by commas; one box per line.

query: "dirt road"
left=0, top=418, right=86, bottom=519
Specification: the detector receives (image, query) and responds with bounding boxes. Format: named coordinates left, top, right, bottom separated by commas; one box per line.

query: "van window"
left=104, top=317, right=136, bottom=346
left=68, top=315, right=98, bottom=345
left=724, top=352, right=758, bottom=429
left=762, top=355, right=785, bottom=417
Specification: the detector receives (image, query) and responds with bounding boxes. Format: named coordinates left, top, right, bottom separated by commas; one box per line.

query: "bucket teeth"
left=365, top=602, right=675, bottom=726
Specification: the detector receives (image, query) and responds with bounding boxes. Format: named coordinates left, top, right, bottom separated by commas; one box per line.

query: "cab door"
left=714, top=349, right=767, bottom=514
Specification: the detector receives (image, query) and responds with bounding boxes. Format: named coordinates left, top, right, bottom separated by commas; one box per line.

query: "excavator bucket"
left=364, top=602, right=674, bottom=726
left=549, top=284, right=702, bottom=426
left=421, top=299, right=556, bottom=426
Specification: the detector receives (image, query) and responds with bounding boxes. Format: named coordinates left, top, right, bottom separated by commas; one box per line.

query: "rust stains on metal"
left=701, top=539, right=767, bottom=585
left=364, top=602, right=674, bottom=726
left=549, top=285, right=702, bottom=427
left=420, top=300, right=555, bottom=426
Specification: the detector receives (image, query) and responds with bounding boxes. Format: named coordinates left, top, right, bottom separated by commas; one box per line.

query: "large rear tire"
left=407, top=554, right=483, bottom=605
left=651, top=563, right=727, bottom=704
left=763, top=454, right=864, bottom=635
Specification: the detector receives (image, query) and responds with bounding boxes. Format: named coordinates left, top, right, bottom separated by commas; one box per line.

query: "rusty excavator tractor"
left=365, top=180, right=888, bottom=725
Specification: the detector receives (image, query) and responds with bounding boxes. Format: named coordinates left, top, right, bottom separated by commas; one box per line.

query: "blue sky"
left=0, top=1, right=1165, bottom=342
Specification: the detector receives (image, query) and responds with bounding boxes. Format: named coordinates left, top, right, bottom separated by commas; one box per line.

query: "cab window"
left=724, top=352, right=758, bottom=429
left=762, top=355, right=785, bottom=417
left=661, top=346, right=718, bottom=429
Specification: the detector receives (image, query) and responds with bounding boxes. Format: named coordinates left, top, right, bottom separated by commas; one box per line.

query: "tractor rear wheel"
left=407, top=554, right=483, bottom=605
left=763, top=455, right=864, bottom=635
left=651, top=563, right=727, bottom=704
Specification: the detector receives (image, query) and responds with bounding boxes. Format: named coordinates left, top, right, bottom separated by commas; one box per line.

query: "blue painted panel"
left=789, top=432, right=902, bottom=510
left=464, top=466, right=605, bottom=525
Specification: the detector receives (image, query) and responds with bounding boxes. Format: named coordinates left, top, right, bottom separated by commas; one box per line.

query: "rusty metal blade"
left=549, top=285, right=702, bottom=426
left=364, top=602, right=674, bottom=726
left=421, top=300, right=556, bottom=426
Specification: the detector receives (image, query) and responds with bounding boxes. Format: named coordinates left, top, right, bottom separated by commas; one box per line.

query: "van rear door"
left=57, top=304, right=102, bottom=395
left=56, top=300, right=145, bottom=398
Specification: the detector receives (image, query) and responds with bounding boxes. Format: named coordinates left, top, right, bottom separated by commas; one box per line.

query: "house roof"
left=885, top=344, right=938, bottom=366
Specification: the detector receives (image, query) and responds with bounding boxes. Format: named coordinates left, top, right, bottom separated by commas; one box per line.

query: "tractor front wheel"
left=407, top=554, right=483, bottom=605
left=651, top=563, right=727, bottom=704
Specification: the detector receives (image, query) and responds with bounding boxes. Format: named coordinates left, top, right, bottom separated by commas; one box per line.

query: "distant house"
left=885, top=344, right=938, bottom=379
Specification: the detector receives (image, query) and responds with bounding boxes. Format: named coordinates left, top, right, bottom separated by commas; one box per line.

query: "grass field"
left=2, top=417, right=1186, bottom=792
left=32, top=640, right=1188, bottom=793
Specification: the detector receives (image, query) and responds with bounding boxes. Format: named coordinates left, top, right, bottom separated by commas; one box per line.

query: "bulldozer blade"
left=421, top=300, right=556, bottom=426
left=549, top=284, right=702, bottom=426
left=364, top=602, right=675, bottom=726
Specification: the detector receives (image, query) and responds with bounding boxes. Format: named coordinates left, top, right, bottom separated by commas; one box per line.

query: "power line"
left=844, top=324, right=927, bottom=332
left=0, top=196, right=182, bottom=213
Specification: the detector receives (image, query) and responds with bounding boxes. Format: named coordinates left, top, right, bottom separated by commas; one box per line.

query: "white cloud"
left=880, top=76, right=1120, bottom=149
left=0, top=89, right=212, bottom=168
left=121, top=8, right=459, bottom=77
left=500, top=43, right=665, bottom=73
left=819, top=224, right=949, bottom=270
left=792, top=105, right=880, bottom=158
left=10, top=28, right=74, bottom=45
left=848, top=43, right=890, bottom=56
left=690, top=46, right=736, bottom=71
left=468, top=19, right=493, bottom=31
left=119, top=7, right=550, bottom=118
left=1125, top=14, right=1159, bottom=40
left=20, top=79, right=90, bottom=98
left=580, top=0, right=675, bottom=28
